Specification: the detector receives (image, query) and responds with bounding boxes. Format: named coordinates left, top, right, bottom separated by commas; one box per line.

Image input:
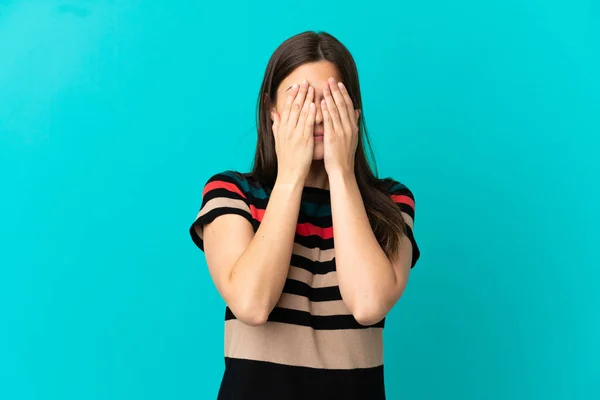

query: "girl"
left=190, top=31, right=420, bottom=400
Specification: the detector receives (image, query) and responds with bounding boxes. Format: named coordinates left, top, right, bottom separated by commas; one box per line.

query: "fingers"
left=288, top=79, right=309, bottom=127
left=322, top=79, right=342, bottom=132
left=297, top=85, right=314, bottom=130
left=303, top=102, right=316, bottom=137
left=337, top=81, right=357, bottom=129
left=280, top=84, right=299, bottom=125
left=321, top=99, right=334, bottom=136
left=328, top=78, right=353, bottom=132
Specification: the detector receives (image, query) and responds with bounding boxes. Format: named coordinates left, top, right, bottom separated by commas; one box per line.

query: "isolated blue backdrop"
left=1, top=1, right=598, bottom=399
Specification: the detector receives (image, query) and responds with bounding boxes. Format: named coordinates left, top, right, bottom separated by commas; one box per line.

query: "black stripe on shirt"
left=282, top=279, right=342, bottom=302
left=290, top=254, right=336, bottom=274
left=225, top=307, right=385, bottom=330
left=218, top=357, right=385, bottom=400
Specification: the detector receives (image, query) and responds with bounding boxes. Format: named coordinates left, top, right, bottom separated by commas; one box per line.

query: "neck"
left=304, top=160, right=329, bottom=190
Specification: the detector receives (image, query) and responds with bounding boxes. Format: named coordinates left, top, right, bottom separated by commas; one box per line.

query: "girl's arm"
left=329, top=171, right=413, bottom=326
left=200, top=176, right=305, bottom=326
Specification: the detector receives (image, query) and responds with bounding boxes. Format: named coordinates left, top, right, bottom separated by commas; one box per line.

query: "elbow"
left=239, top=313, right=269, bottom=327
left=232, top=301, right=271, bottom=327
left=352, top=277, right=409, bottom=325
left=350, top=296, right=389, bottom=326
left=353, top=306, right=386, bottom=326
left=351, top=292, right=403, bottom=326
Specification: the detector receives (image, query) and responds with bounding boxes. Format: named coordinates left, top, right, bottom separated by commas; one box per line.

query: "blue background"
left=1, top=1, right=598, bottom=399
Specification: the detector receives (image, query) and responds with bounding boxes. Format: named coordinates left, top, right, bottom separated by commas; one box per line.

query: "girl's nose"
left=315, top=103, right=323, bottom=125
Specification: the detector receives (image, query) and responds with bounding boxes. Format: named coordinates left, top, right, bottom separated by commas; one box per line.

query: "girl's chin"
left=312, top=149, right=324, bottom=160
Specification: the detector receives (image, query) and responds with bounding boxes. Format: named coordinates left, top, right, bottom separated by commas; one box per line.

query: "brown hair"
left=252, top=31, right=407, bottom=258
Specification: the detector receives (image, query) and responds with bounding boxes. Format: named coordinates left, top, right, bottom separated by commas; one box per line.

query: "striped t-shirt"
left=189, top=170, right=420, bottom=400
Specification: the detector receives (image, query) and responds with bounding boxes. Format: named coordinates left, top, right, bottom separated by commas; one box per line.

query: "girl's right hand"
left=271, top=79, right=316, bottom=182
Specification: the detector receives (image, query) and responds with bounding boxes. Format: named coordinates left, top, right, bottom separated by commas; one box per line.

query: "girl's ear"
left=355, top=109, right=361, bottom=121
left=270, top=106, right=277, bottom=121
left=263, top=92, right=275, bottom=121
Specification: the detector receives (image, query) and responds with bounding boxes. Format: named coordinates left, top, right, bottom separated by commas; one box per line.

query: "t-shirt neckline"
left=301, top=185, right=331, bottom=204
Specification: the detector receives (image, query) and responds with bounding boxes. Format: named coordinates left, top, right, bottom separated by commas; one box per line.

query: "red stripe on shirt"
left=243, top=204, right=333, bottom=239
left=250, top=205, right=265, bottom=221
left=391, top=194, right=415, bottom=210
left=296, top=223, right=334, bottom=239
left=249, top=208, right=333, bottom=239
left=203, top=181, right=247, bottom=199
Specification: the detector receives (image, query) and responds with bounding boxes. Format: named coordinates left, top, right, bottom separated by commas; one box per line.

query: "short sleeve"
left=189, top=171, right=254, bottom=252
left=387, top=179, right=421, bottom=268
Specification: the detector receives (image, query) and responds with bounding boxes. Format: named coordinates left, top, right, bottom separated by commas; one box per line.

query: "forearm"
left=329, top=172, right=403, bottom=324
left=229, top=174, right=303, bottom=322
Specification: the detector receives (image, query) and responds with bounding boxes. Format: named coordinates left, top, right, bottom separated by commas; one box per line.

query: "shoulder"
left=379, top=177, right=415, bottom=198
left=204, top=170, right=249, bottom=187
left=378, top=176, right=416, bottom=214
left=202, top=170, right=265, bottom=200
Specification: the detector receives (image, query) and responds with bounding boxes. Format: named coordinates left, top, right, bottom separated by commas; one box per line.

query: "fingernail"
left=292, top=84, right=298, bottom=90
left=338, top=82, right=345, bottom=89
left=302, top=79, right=308, bottom=87
left=328, top=77, right=336, bottom=84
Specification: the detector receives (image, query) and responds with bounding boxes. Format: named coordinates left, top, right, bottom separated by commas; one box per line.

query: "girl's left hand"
left=321, top=77, right=361, bottom=176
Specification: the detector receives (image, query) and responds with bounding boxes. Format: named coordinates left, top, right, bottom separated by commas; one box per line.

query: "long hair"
left=252, top=31, right=407, bottom=258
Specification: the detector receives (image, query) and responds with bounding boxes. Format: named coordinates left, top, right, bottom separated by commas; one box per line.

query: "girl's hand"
left=272, top=79, right=316, bottom=182
left=321, top=77, right=360, bottom=176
